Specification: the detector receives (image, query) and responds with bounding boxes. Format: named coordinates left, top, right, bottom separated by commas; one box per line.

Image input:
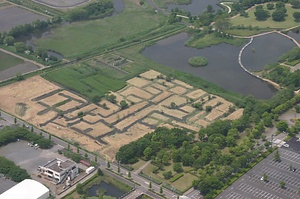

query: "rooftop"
left=43, top=158, right=75, bottom=173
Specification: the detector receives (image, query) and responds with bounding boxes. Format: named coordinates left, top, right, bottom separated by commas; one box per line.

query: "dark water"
left=288, top=30, right=300, bottom=43
left=0, top=62, right=39, bottom=81
left=142, top=32, right=277, bottom=99
left=167, top=0, right=222, bottom=16
left=242, top=33, right=297, bottom=71
left=88, top=182, right=126, bottom=198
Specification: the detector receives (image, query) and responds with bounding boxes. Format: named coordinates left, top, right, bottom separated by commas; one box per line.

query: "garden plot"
left=224, top=108, right=244, bottom=120
left=0, top=70, right=243, bottom=160
left=0, top=6, right=48, bottom=32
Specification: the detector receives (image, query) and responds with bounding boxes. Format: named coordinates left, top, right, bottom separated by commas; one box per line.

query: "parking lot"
left=217, top=146, right=300, bottom=199
left=0, top=141, right=64, bottom=175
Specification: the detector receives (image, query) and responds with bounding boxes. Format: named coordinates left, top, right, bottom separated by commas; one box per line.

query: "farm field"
left=230, top=4, right=299, bottom=30
left=33, top=0, right=89, bottom=8
left=0, top=51, right=24, bottom=71
left=43, top=55, right=137, bottom=100
left=0, top=70, right=242, bottom=160
left=34, top=0, right=166, bottom=58
left=0, top=3, right=48, bottom=32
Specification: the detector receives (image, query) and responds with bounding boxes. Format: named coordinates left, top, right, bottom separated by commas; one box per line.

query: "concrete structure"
left=0, top=179, right=49, bottom=199
left=39, top=158, right=78, bottom=184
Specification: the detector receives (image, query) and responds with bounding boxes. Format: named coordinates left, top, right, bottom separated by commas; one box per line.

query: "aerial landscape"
left=0, top=0, right=299, bottom=198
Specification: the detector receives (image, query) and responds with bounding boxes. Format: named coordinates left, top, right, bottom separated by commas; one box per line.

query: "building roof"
left=0, top=179, right=49, bottom=199
left=43, top=158, right=75, bottom=173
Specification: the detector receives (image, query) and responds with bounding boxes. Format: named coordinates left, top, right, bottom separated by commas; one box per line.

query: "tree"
left=272, top=10, right=285, bottom=21
left=14, top=117, right=17, bottom=124
left=128, top=171, right=131, bottom=178
left=214, top=18, right=231, bottom=31
left=263, top=173, right=268, bottom=182
left=14, top=42, right=26, bottom=53
left=143, top=147, right=153, bottom=160
left=293, top=12, right=300, bottom=21
left=160, top=186, right=163, bottom=194
left=76, top=183, right=84, bottom=194
left=4, top=36, right=15, bottom=46
left=117, top=166, right=120, bottom=173
left=149, top=181, right=152, bottom=189
left=31, top=126, right=33, bottom=132
left=95, top=156, right=97, bottom=162
left=170, top=102, right=177, bottom=109
left=107, top=161, right=110, bottom=168
left=120, top=100, right=128, bottom=109
left=67, top=144, right=70, bottom=151
left=254, top=8, right=269, bottom=21
left=280, top=180, right=285, bottom=188
left=173, top=162, right=183, bottom=173
left=77, top=147, right=80, bottom=153
left=266, top=3, right=274, bottom=10
left=97, top=168, right=104, bottom=176
left=274, top=150, right=281, bottom=162
left=276, top=120, right=288, bottom=132
left=205, top=106, right=212, bottom=112
left=290, top=0, right=300, bottom=8
left=298, top=186, right=300, bottom=195
left=163, top=171, right=172, bottom=179
left=106, top=94, right=117, bottom=104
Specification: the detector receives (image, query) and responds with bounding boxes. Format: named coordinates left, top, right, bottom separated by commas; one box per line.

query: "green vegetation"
left=0, top=51, right=23, bottom=71
left=35, top=0, right=166, bottom=58
left=0, top=156, right=30, bottom=182
left=186, top=32, right=246, bottom=49
left=44, top=61, right=128, bottom=101
left=188, top=56, right=208, bottom=67
left=0, top=126, right=53, bottom=149
left=231, top=4, right=299, bottom=29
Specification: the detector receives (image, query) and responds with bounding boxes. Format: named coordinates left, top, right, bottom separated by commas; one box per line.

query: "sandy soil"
left=126, top=77, right=151, bottom=88
left=150, top=112, right=170, bottom=121
left=151, top=91, right=171, bottom=103
left=160, top=95, right=186, bottom=107
left=180, top=105, right=196, bottom=113
left=172, top=121, right=200, bottom=132
left=156, top=79, right=174, bottom=87
left=102, top=123, right=152, bottom=161
left=173, top=79, right=193, bottom=89
left=140, top=70, right=162, bottom=80
left=224, top=108, right=244, bottom=120
left=143, top=117, right=159, bottom=125
left=144, top=86, right=161, bottom=95
left=86, top=122, right=113, bottom=138
left=96, top=100, right=120, bottom=117
left=120, top=86, right=152, bottom=99
left=152, top=83, right=168, bottom=91
left=186, top=89, right=206, bottom=99
left=58, top=100, right=83, bottom=112
left=169, top=86, right=187, bottom=95
left=126, top=95, right=142, bottom=103
left=205, top=109, right=224, bottom=121
left=40, top=93, right=68, bottom=107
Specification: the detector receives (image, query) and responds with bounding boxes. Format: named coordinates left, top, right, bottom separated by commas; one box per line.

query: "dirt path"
left=134, top=160, right=151, bottom=174
left=0, top=48, right=47, bottom=69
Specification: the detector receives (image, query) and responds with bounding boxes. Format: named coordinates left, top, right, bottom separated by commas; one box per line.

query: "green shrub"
left=169, top=173, right=184, bottom=183
left=188, top=56, right=208, bottom=67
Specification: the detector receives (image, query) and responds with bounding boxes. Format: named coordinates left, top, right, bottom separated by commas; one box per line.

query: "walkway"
left=134, top=160, right=151, bottom=174
left=220, top=2, right=232, bottom=14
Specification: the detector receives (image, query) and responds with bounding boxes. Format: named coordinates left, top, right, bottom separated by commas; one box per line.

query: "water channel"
left=87, top=182, right=126, bottom=198
left=167, top=0, right=222, bottom=16
left=142, top=32, right=280, bottom=99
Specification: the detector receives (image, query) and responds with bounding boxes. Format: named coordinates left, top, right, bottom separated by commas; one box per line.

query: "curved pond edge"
left=239, top=31, right=300, bottom=90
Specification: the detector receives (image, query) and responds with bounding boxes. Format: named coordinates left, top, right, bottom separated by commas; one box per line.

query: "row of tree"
left=0, top=156, right=30, bottom=182
left=66, top=0, right=114, bottom=22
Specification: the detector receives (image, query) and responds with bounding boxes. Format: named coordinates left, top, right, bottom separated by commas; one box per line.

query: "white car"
left=260, top=177, right=264, bottom=181
left=283, top=144, right=289, bottom=147
left=296, top=138, right=300, bottom=142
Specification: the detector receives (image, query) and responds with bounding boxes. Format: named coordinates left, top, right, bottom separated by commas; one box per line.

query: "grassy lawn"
left=172, top=173, right=198, bottom=191
left=0, top=51, right=24, bottom=71
left=231, top=4, right=299, bottom=30
left=35, top=0, right=166, bottom=58
left=186, top=33, right=247, bottom=49
left=142, top=163, right=196, bottom=192
left=225, top=28, right=268, bottom=36
left=130, top=159, right=147, bottom=171
left=43, top=59, right=130, bottom=101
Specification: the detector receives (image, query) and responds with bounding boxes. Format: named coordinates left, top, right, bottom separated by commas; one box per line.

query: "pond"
left=288, top=30, right=300, bottom=43
left=88, top=181, right=126, bottom=198
left=241, top=32, right=297, bottom=71
left=167, top=0, right=222, bottom=16
left=142, top=32, right=277, bottom=99
left=113, top=0, right=125, bottom=15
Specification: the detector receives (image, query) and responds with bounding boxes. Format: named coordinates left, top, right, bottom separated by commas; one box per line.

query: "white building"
left=0, top=179, right=49, bottom=199
left=39, top=158, right=78, bottom=184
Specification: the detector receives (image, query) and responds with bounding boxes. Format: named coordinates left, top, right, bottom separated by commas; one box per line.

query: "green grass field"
left=35, top=0, right=166, bottom=58
left=186, top=33, right=247, bottom=49
left=231, top=4, right=299, bottom=30
left=44, top=60, right=129, bottom=101
left=0, top=51, right=24, bottom=71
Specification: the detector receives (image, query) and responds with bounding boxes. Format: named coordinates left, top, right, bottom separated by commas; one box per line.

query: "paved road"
left=0, top=110, right=182, bottom=199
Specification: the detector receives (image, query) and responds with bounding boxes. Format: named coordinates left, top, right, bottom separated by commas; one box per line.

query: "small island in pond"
left=188, top=56, right=208, bottom=67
